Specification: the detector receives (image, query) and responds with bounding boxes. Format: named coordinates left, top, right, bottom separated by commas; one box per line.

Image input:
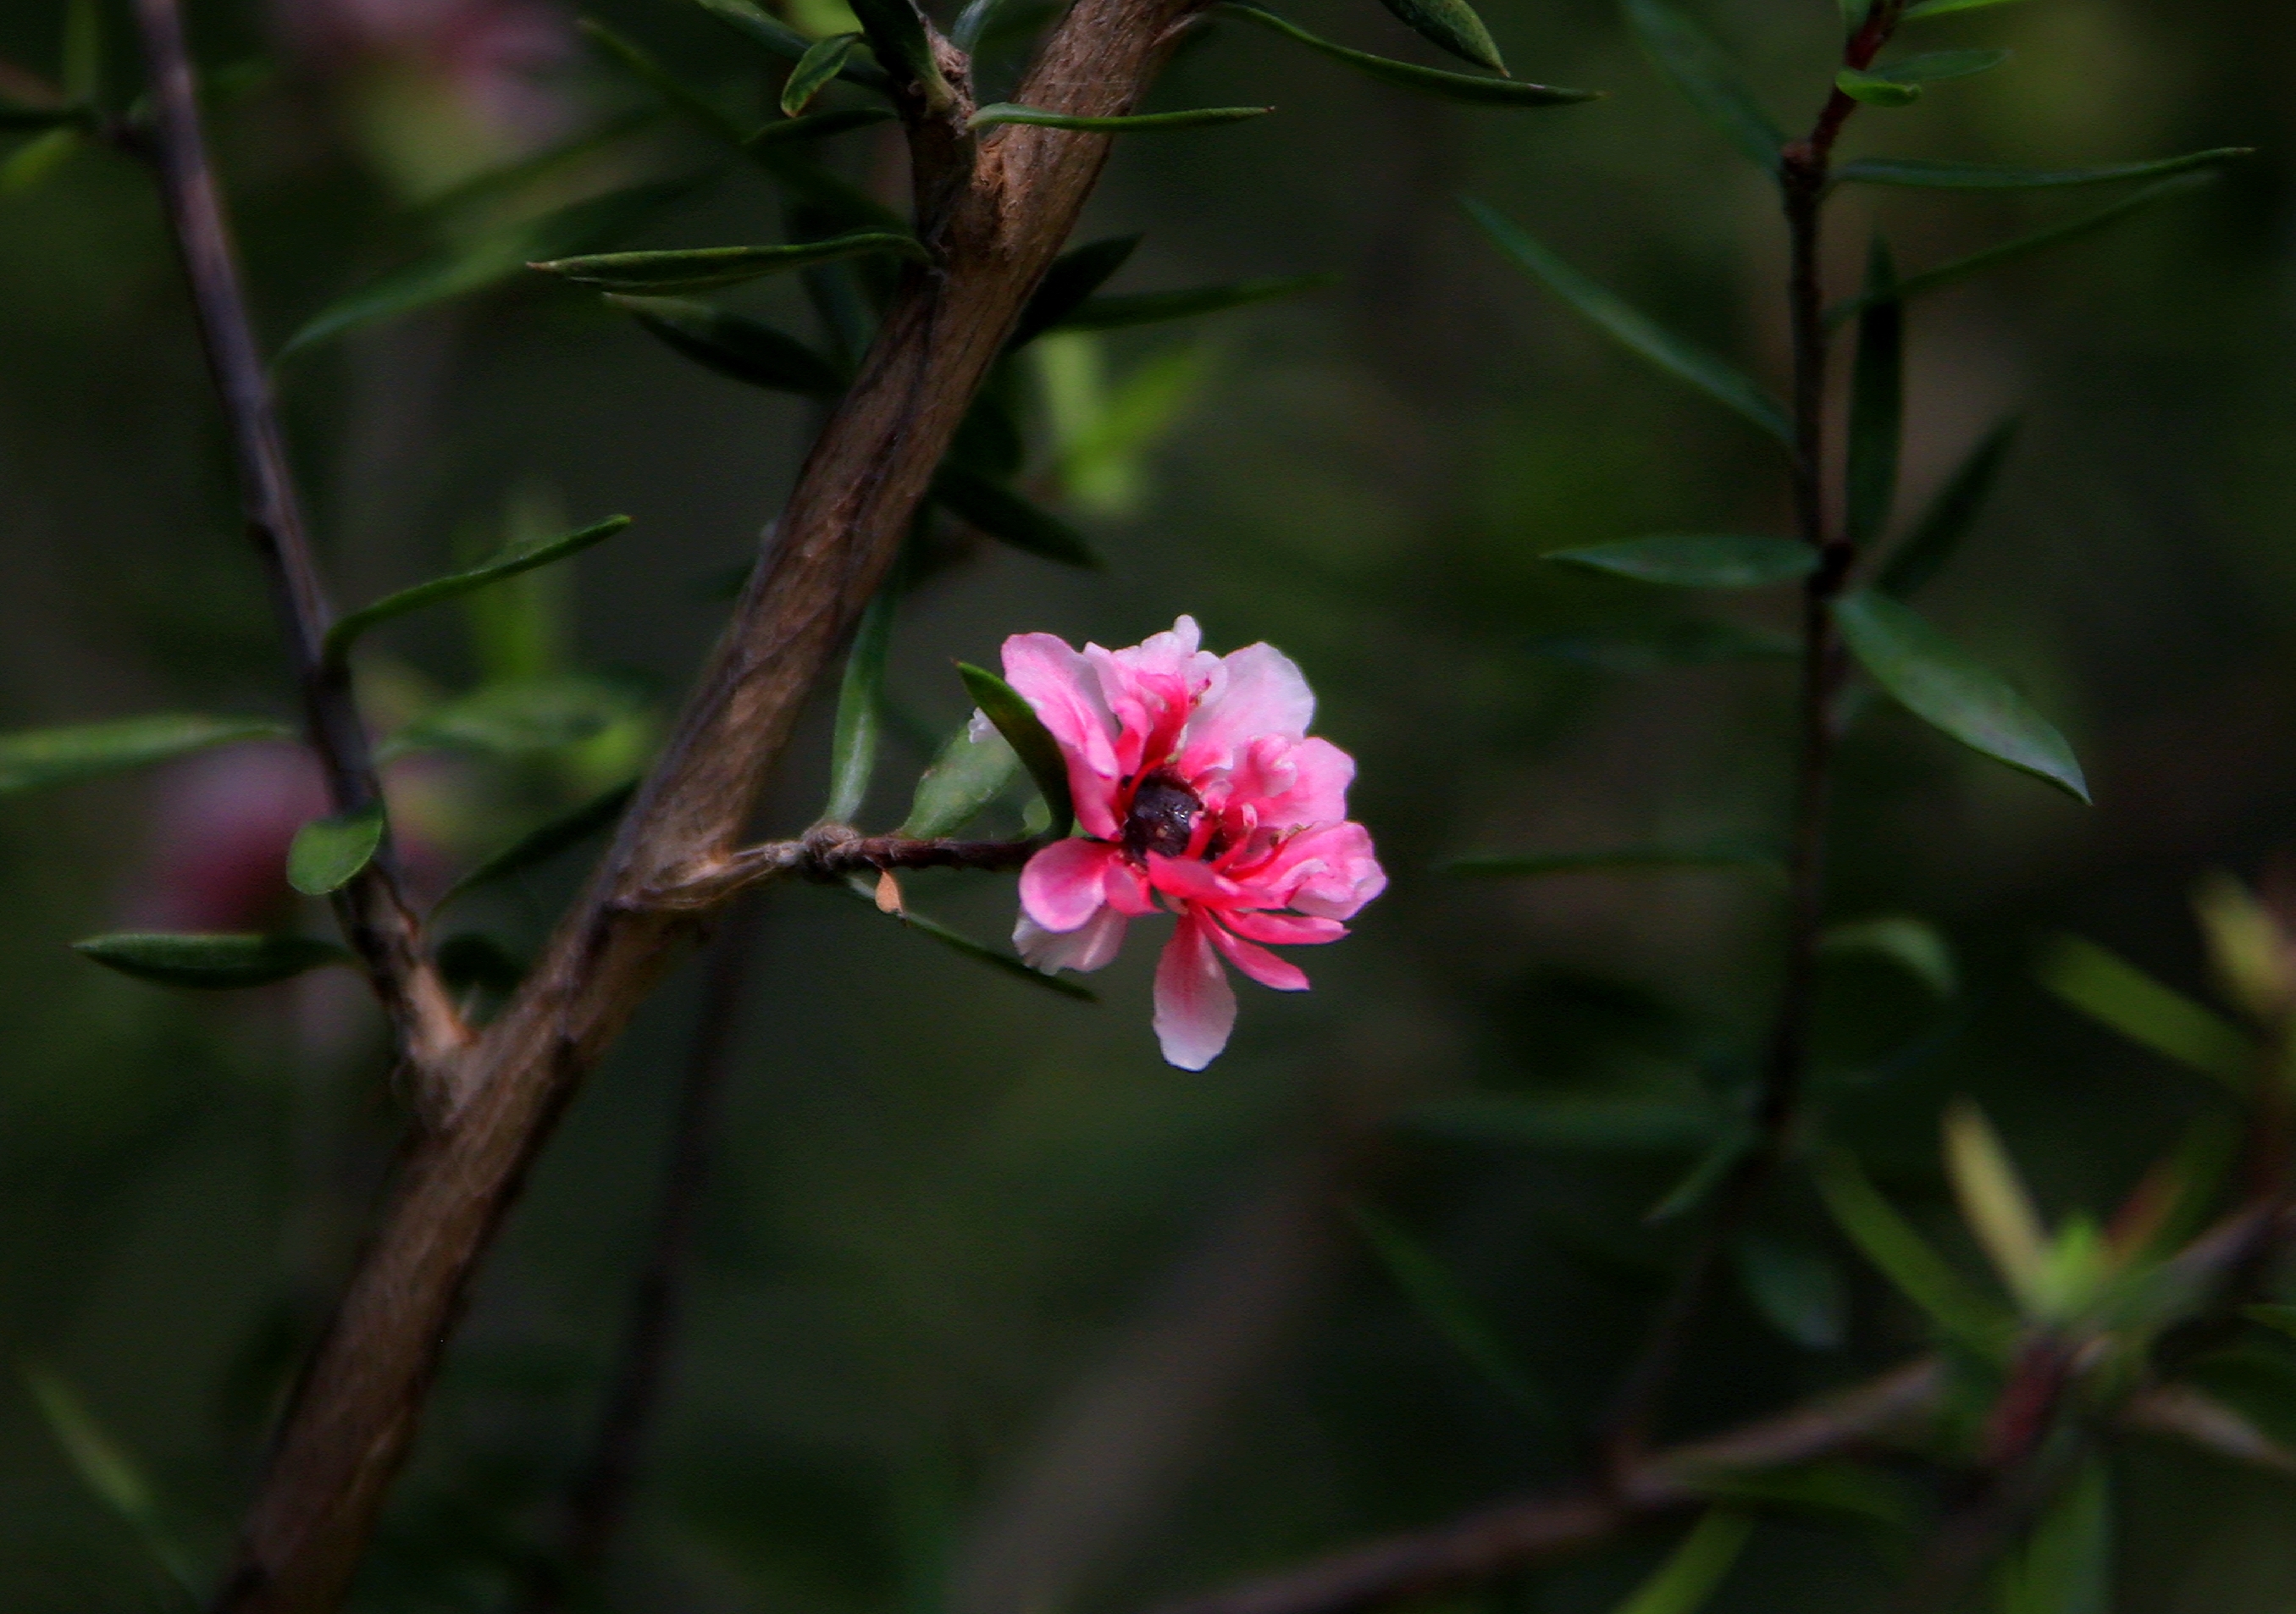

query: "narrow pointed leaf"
left=1646, top=1121, right=1756, bottom=1222
left=1991, top=1459, right=2111, bottom=1614
left=1053, top=273, right=1332, bottom=333
left=609, top=296, right=845, bottom=395
left=1819, top=915, right=1957, bottom=997
left=1546, top=534, right=1814, bottom=588
left=847, top=877, right=1095, bottom=998
left=745, top=106, right=899, bottom=146
left=1837, top=148, right=2251, bottom=191
left=826, top=589, right=896, bottom=824
left=62, top=0, right=101, bottom=103
left=848, top=0, right=952, bottom=103
left=958, top=662, right=1072, bottom=837
left=783, top=31, right=862, bottom=115
left=1375, top=0, right=1504, bottom=71
left=73, top=931, right=355, bottom=988
left=1942, top=1100, right=2050, bottom=1313
left=1010, top=235, right=1142, bottom=350
left=385, top=673, right=646, bottom=760
left=1846, top=240, right=1903, bottom=548
left=2036, top=935, right=2255, bottom=1089
left=950, top=0, right=1001, bottom=49
left=1468, top=199, right=1791, bottom=444
left=1904, top=0, right=2028, bottom=18
left=1622, top=0, right=1782, bottom=172
left=326, top=516, right=630, bottom=662
left=0, top=714, right=290, bottom=794
left=1833, top=180, right=2217, bottom=329
left=411, top=109, right=658, bottom=230
left=1405, top=1094, right=1723, bottom=1151
left=437, top=780, right=638, bottom=910
left=933, top=466, right=1101, bottom=567
left=1349, top=1204, right=1549, bottom=1418
left=1878, top=420, right=2017, bottom=597
left=968, top=102, right=1272, bottom=132
left=752, top=144, right=909, bottom=232
left=581, top=17, right=747, bottom=144
left=286, top=799, right=387, bottom=896
left=22, top=1366, right=200, bottom=1598
left=1835, top=69, right=1921, bottom=108
left=1834, top=590, right=2088, bottom=801
left=1816, top=1149, right=2015, bottom=1357
left=1733, top=1234, right=1846, bottom=1351
left=1611, top=1509, right=1756, bottom=1614
left=1867, top=47, right=2011, bottom=84
left=693, top=0, right=893, bottom=90
left=532, top=232, right=927, bottom=292
left=1219, top=6, right=1599, bottom=107
left=900, top=723, right=1020, bottom=838
left=1447, top=843, right=1780, bottom=877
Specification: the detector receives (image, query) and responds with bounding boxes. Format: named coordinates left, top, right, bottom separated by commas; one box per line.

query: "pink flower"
left=1002, top=616, right=1386, bottom=1070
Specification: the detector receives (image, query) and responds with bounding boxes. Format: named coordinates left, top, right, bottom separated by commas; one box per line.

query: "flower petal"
left=1179, top=641, right=1315, bottom=775
left=1267, top=821, right=1387, bottom=920
left=1016, top=905, right=1129, bottom=973
left=1002, top=631, right=1125, bottom=837
left=1020, top=837, right=1125, bottom=932
left=1147, top=850, right=1246, bottom=907
left=1220, top=909, right=1348, bottom=947
left=1205, top=917, right=1312, bottom=991
left=1154, top=909, right=1237, bottom=1070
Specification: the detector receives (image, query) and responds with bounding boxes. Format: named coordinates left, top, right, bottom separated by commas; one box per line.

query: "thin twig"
left=127, top=0, right=462, bottom=1076
left=640, top=825, right=1037, bottom=910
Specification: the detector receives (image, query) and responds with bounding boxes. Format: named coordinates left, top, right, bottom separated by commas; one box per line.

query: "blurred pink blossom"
left=130, top=743, right=330, bottom=932
left=1002, top=616, right=1385, bottom=1070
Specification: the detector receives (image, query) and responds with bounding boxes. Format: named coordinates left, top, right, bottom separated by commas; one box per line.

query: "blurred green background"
left=3, top=0, right=2294, bottom=1606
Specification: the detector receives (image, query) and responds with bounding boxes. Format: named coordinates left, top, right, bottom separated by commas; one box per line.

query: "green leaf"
left=1053, top=274, right=1332, bottom=333
left=1992, top=1459, right=2111, bottom=1614
left=1405, top=1093, right=1723, bottom=1151
left=1646, top=1121, right=1757, bottom=1222
left=1832, top=590, right=2088, bottom=802
left=693, top=0, right=893, bottom=90
left=1218, top=5, right=1600, bottom=108
left=1466, top=199, right=1792, bottom=444
left=933, top=466, right=1101, bottom=567
left=62, top=0, right=101, bottom=104
left=848, top=878, right=1095, bottom=999
left=1904, top=0, right=2027, bottom=19
left=1611, top=1509, right=1756, bottom=1614
left=1683, top=1461, right=1916, bottom=1536
left=532, top=232, right=927, bottom=292
left=957, top=662, right=1072, bottom=837
left=0, top=125, right=80, bottom=192
left=1877, top=420, right=2017, bottom=597
left=1942, top=1100, right=2050, bottom=1314
left=436, top=780, right=639, bottom=909
left=1815, top=1149, right=2015, bottom=1357
left=325, top=515, right=630, bottom=663
left=1446, top=843, right=1781, bottom=877
left=1530, top=621, right=1797, bottom=669
left=21, top=1364, right=200, bottom=1598
left=783, top=31, right=862, bottom=115
left=1375, top=0, right=1504, bottom=71
left=2035, top=935, right=2255, bottom=1090
left=1819, top=915, right=1957, bottom=997
left=286, top=799, right=387, bottom=897
left=847, top=0, right=953, bottom=105
left=1047, top=340, right=1217, bottom=513
left=1846, top=240, right=1903, bottom=548
left=2245, top=1304, right=2296, bottom=1342
left=826, top=589, right=896, bottom=824
left=1836, top=148, right=2252, bottom=191
left=968, top=102, right=1273, bottom=132
left=900, top=723, right=1020, bottom=838
left=72, top=931, right=355, bottom=989
left=1867, top=47, right=2013, bottom=84
left=1349, top=1204, right=1549, bottom=1418
left=0, top=714, right=290, bottom=794
left=1733, top=1233, right=1845, bottom=1351
left=609, top=295, right=845, bottom=395
left=384, top=673, right=647, bottom=760
left=1834, top=69, right=1922, bottom=108
left=1546, top=534, right=1814, bottom=589
left=580, top=17, right=748, bottom=145
left=1009, top=235, right=1142, bottom=350
left=745, top=106, right=899, bottom=146
left=1622, top=0, right=1782, bottom=172
left=281, top=180, right=691, bottom=357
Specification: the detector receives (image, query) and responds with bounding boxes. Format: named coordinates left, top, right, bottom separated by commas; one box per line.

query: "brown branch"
left=641, top=824, right=1038, bottom=909
left=128, top=0, right=462, bottom=1079
left=1150, top=1358, right=1943, bottom=1614
left=209, top=0, right=1209, bottom=1605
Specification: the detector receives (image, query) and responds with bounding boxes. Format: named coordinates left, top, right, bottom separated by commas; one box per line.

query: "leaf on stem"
left=1845, top=240, right=1903, bottom=548
left=845, top=877, right=1096, bottom=999
left=1609, top=1509, right=1756, bottom=1614
left=610, top=295, right=845, bottom=395
left=1834, top=69, right=1921, bottom=108
left=436, top=780, right=639, bottom=909
left=1832, top=590, right=2089, bottom=802
left=1466, top=199, right=1792, bottom=444
left=1404, top=1093, right=1724, bottom=1152
left=0, top=714, right=290, bottom=795
left=1349, top=1203, right=1550, bottom=1418
left=1902, top=0, right=2028, bottom=19
left=1546, top=534, right=1815, bottom=588
left=1446, top=843, right=1781, bottom=877
left=21, top=1364, right=202, bottom=1599
left=1942, top=1100, right=2050, bottom=1314
left=72, top=931, right=355, bottom=988
left=2035, top=935, right=2255, bottom=1090
left=580, top=17, right=749, bottom=145
left=0, top=126, right=82, bottom=192
left=745, top=106, right=899, bottom=146
left=1876, top=419, right=2017, bottom=597
left=1867, top=47, right=2013, bottom=84
left=783, top=31, right=863, bottom=115
left=1835, top=148, right=2251, bottom=191
left=957, top=662, right=1072, bottom=837
left=932, top=466, right=1101, bottom=567
left=1732, top=1233, right=1847, bottom=1351
left=692, top=0, right=893, bottom=90
left=286, top=799, right=388, bottom=897
left=1009, top=235, right=1142, bottom=350
left=531, top=232, right=928, bottom=291
left=1375, top=0, right=1505, bottom=72
left=1819, top=915, right=1957, bottom=998
left=901, top=722, right=1020, bottom=838
left=325, top=515, right=630, bottom=663
left=968, top=102, right=1274, bottom=132
left=1646, top=1120, right=1757, bottom=1221
left=1621, top=0, right=1783, bottom=173
left=384, top=672, right=647, bottom=760
left=1217, top=5, right=1599, bottom=108
left=1815, top=1148, right=2015, bottom=1357
left=62, top=0, right=101, bottom=104
left=825, top=589, right=896, bottom=825
left=1990, top=1458, right=2111, bottom=1614
left=1050, top=274, right=1332, bottom=333
left=847, top=0, right=954, bottom=105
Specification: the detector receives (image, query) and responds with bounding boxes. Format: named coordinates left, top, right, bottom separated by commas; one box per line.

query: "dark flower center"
left=1122, top=770, right=1202, bottom=861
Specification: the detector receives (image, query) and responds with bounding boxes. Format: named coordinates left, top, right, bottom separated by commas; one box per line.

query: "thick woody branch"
left=129, top=0, right=462, bottom=1075
left=212, top=0, right=1208, bottom=1605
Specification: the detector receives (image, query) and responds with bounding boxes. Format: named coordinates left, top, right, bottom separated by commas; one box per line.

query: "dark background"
left=2, top=0, right=2293, bottom=1606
